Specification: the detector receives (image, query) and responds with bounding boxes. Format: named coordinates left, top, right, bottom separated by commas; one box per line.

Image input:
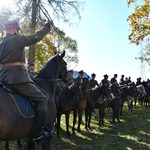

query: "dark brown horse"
left=119, top=84, right=138, bottom=116
left=72, top=77, right=90, bottom=133
left=0, top=51, right=67, bottom=150
left=56, top=79, right=83, bottom=137
left=108, top=97, right=121, bottom=123
left=85, top=85, right=109, bottom=130
left=95, top=98, right=108, bottom=126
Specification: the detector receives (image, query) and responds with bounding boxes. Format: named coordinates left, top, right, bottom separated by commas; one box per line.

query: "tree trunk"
left=28, top=0, right=38, bottom=64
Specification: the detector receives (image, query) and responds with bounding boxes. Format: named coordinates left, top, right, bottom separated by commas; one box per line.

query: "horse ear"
left=61, top=50, right=65, bottom=58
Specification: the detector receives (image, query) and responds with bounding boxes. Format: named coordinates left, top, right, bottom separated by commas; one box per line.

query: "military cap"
left=68, top=69, right=73, bottom=74
left=104, top=74, right=108, bottom=78
left=114, top=74, right=117, bottom=77
left=91, top=73, right=96, bottom=77
left=78, top=70, right=83, bottom=74
left=4, top=20, right=20, bottom=30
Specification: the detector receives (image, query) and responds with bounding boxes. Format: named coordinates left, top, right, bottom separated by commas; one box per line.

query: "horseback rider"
left=101, top=74, right=110, bottom=87
left=89, top=73, right=99, bottom=89
left=0, top=20, right=51, bottom=141
left=76, top=70, right=84, bottom=83
left=66, top=69, right=74, bottom=86
left=119, top=74, right=126, bottom=85
left=136, top=77, right=142, bottom=86
left=110, top=74, right=120, bottom=98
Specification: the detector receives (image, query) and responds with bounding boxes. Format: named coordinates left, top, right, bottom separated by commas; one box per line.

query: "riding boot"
left=33, top=111, right=45, bottom=141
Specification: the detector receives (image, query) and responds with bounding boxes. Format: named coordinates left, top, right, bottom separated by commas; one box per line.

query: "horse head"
left=36, top=51, right=67, bottom=80
left=70, top=79, right=83, bottom=101
left=80, top=78, right=90, bottom=95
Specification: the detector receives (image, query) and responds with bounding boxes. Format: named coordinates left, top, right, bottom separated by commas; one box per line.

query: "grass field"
left=1, top=103, right=150, bottom=150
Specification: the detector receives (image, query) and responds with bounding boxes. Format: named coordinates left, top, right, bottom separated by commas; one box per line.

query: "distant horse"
left=56, top=79, right=83, bottom=137
left=72, top=77, right=90, bottom=133
left=105, top=87, right=121, bottom=123
left=85, top=85, right=109, bottom=130
left=0, top=51, right=67, bottom=150
left=136, top=84, right=147, bottom=106
left=95, top=98, right=108, bottom=126
left=139, top=82, right=150, bottom=107
left=119, top=84, right=137, bottom=116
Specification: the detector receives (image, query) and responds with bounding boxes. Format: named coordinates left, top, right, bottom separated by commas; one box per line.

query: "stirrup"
left=32, top=134, right=43, bottom=142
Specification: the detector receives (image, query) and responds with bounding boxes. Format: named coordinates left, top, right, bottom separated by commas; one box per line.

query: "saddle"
left=0, top=81, right=46, bottom=119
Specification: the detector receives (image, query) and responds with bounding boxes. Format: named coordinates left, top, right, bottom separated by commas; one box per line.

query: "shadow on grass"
left=0, top=105, right=149, bottom=150
left=51, top=105, right=150, bottom=150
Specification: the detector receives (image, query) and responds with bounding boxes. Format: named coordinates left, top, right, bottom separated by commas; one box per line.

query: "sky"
left=1, top=0, right=149, bottom=83
left=60, top=0, right=150, bottom=83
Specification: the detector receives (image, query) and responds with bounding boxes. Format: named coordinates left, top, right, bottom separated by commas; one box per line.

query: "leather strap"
left=0, top=62, right=25, bottom=67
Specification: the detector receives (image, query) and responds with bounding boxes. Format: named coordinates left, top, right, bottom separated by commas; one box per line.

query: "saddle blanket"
left=9, top=93, right=35, bottom=118
left=0, top=81, right=35, bottom=118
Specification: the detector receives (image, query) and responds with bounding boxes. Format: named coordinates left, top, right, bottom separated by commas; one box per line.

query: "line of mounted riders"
left=2, top=67, right=150, bottom=150
left=54, top=70, right=150, bottom=137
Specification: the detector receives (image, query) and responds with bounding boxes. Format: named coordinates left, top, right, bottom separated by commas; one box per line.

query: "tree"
left=135, top=36, right=150, bottom=67
left=52, top=31, right=79, bottom=68
left=127, top=0, right=150, bottom=65
left=127, top=0, right=150, bottom=45
left=30, top=30, right=78, bottom=72
left=13, top=0, right=84, bottom=64
left=0, top=0, right=83, bottom=69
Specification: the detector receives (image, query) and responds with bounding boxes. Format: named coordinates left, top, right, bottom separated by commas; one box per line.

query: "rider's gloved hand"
left=44, top=22, right=51, bottom=29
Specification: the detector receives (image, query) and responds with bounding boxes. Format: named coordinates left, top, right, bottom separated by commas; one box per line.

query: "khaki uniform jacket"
left=0, top=25, right=50, bottom=84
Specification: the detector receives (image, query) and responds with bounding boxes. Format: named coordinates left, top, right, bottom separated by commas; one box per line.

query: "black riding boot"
left=33, top=111, right=45, bottom=141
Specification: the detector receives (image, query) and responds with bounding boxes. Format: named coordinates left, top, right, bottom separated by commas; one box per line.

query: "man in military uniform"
left=119, top=74, right=126, bottom=85
left=66, top=69, right=74, bottom=86
left=89, top=73, right=99, bottom=89
left=76, top=70, right=84, bottom=84
left=101, top=74, right=110, bottom=87
left=0, top=20, right=51, bottom=141
left=110, top=74, right=120, bottom=98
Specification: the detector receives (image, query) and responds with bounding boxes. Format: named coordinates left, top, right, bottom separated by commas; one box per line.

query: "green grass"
left=0, top=103, right=150, bottom=150
left=51, top=103, right=150, bottom=150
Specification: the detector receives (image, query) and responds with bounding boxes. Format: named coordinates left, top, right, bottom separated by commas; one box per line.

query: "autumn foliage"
left=127, top=0, right=150, bottom=45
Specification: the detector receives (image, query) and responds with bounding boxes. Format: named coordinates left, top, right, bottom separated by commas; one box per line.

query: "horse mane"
left=36, top=54, right=59, bottom=79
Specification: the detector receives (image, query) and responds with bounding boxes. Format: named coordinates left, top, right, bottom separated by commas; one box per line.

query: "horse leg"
left=116, top=108, right=120, bottom=122
left=56, top=114, right=61, bottom=137
left=101, top=108, right=105, bottom=126
left=41, top=138, right=51, bottom=150
left=26, top=137, right=35, bottom=150
left=134, top=98, right=137, bottom=108
left=65, top=113, right=71, bottom=136
left=72, top=110, right=77, bottom=134
left=88, top=112, right=92, bottom=131
left=112, top=108, right=116, bottom=123
left=120, top=101, right=124, bottom=116
left=78, top=111, right=83, bottom=132
left=5, top=141, right=9, bottom=150
left=85, top=109, right=88, bottom=130
left=98, top=109, right=101, bottom=126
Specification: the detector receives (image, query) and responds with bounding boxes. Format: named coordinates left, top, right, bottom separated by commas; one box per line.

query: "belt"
left=0, top=62, right=25, bottom=67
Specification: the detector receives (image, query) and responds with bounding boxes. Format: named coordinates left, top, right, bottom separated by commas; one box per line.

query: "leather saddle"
left=0, top=81, right=47, bottom=119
